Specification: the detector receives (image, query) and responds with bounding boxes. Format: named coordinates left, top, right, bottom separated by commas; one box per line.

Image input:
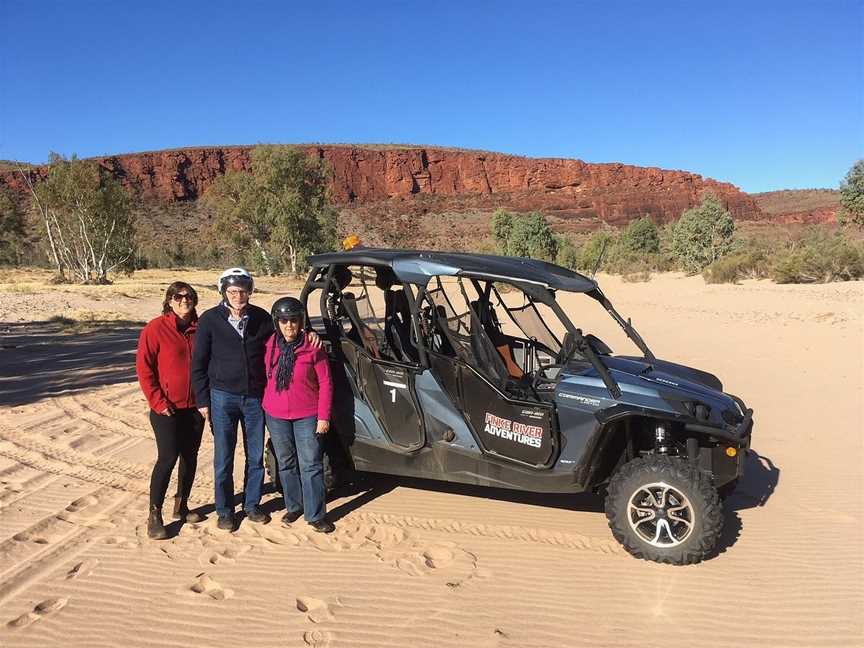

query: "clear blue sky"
left=1, top=1, right=861, bottom=193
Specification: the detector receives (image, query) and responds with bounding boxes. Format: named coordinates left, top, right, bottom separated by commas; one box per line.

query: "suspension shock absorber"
left=655, top=423, right=669, bottom=454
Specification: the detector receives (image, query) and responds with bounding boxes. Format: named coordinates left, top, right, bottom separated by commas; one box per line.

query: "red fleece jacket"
left=136, top=312, right=198, bottom=412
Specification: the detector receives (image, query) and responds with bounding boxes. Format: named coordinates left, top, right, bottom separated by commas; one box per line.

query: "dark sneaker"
left=217, top=514, right=235, bottom=531
left=245, top=509, right=271, bottom=524
left=147, top=506, right=168, bottom=540
left=309, top=518, right=335, bottom=534
left=281, top=510, right=303, bottom=526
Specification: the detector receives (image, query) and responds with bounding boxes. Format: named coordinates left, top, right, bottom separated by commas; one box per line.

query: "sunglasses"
left=277, top=316, right=303, bottom=324
left=172, top=293, right=194, bottom=302
left=226, top=289, right=249, bottom=296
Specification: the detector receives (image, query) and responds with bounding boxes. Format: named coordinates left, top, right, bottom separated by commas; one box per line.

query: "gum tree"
left=839, top=159, right=864, bottom=227
left=26, top=154, right=135, bottom=283
left=672, top=195, right=736, bottom=273
left=207, top=145, right=338, bottom=275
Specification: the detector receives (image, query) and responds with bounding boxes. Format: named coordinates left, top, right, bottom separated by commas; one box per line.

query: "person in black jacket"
left=192, top=268, right=319, bottom=531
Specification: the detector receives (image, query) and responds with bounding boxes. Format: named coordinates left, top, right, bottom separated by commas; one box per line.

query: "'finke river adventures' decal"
left=483, top=412, right=543, bottom=448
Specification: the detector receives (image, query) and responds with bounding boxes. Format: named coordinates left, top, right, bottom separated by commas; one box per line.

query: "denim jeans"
left=210, top=389, right=265, bottom=517
left=265, top=414, right=326, bottom=523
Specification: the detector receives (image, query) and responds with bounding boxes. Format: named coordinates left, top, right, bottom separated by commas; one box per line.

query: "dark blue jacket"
left=191, top=303, right=274, bottom=408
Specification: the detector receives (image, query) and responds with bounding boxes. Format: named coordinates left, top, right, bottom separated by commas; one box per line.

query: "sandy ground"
left=0, top=268, right=862, bottom=647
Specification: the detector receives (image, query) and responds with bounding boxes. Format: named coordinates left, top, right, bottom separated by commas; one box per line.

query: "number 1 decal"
left=383, top=380, right=407, bottom=406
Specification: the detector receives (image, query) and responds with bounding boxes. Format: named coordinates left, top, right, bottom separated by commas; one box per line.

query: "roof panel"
left=308, top=248, right=597, bottom=293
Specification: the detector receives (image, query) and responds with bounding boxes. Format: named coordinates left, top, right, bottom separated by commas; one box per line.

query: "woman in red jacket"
left=263, top=297, right=335, bottom=533
left=136, top=281, right=206, bottom=539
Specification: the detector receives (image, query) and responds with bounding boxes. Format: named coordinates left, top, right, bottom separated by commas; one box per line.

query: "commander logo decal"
left=483, top=412, right=543, bottom=448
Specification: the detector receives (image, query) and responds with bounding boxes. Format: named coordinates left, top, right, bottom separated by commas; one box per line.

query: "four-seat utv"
left=267, top=248, right=753, bottom=565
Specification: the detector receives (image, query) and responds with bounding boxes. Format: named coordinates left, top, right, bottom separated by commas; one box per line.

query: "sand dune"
left=0, top=271, right=861, bottom=647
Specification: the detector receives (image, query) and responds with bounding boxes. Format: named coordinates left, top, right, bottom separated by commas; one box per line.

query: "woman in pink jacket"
left=263, top=297, right=335, bottom=533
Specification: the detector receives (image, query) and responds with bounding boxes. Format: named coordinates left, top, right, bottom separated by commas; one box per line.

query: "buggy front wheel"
left=605, top=455, right=723, bottom=565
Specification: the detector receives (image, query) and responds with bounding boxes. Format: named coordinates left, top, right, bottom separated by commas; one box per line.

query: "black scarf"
left=269, top=334, right=303, bottom=392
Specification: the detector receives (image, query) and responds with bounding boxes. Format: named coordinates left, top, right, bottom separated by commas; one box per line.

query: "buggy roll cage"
left=301, top=250, right=658, bottom=401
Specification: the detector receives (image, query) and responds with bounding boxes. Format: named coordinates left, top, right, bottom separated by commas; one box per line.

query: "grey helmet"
left=218, top=267, right=254, bottom=296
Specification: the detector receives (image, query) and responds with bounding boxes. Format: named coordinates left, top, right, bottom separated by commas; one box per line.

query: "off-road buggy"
left=265, top=248, right=753, bottom=565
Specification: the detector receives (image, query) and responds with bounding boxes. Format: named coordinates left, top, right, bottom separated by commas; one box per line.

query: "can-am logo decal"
left=484, top=412, right=543, bottom=448
left=558, top=392, right=601, bottom=407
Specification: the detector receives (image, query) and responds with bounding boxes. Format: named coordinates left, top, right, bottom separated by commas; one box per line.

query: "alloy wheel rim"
left=627, top=481, right=695, bottom=548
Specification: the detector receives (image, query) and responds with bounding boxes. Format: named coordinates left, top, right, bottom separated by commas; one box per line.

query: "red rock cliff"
left=1, top=145, right=762, bottom=225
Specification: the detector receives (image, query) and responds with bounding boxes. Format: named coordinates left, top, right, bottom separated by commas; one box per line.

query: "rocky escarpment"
left=1, top=145, right=763, bottom=226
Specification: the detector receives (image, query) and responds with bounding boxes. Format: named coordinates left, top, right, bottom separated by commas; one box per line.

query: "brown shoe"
left=147, top=506, right=168, bottom=540
left=173, top=497, right=205, bottom=523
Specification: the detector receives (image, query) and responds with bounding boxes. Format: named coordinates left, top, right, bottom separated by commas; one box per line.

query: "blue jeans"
left=265, top=414, right=326, bottom=523
left=210, top=389, right=265, bottom=517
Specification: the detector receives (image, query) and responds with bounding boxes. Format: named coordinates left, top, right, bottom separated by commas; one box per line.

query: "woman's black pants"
left=148, top=408, right=205, bottom=509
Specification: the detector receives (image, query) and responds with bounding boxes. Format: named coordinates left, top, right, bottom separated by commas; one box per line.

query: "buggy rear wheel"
left=605, top=455, right=723, bottom=565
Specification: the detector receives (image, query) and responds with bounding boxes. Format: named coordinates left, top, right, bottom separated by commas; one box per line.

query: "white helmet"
left=218, top=267, right=254, bottom=295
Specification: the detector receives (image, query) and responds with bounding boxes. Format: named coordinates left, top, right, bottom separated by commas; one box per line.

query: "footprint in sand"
left=66, top=558, right=99, bottom=580
left=12, top=531, right=50, bottom=545
left=59, top=495, right=116, bottom=528
left=248, top=524, right=303, bottom=546
left=6, top=598, right=69, bottom=628
left=296, top=596, right=341, bottom=624
left=68, top=434, right=102, bottom=451
left=66, top=495, right=99, bottom=512
left=422, top=545, right=456, bottom=569
left=305, top=533, right=351, bottom=553
left=339, top=522, right=409, bottom=549
left=0, top=478, right=24, bottom=494
left=303, top=522, right=410, bottom=553
left=200, top=544, right=253, bottom=566
left=101, top=535, right=138, bottom=549
left=303, top=629, right=334, bottom=647
left=384, top=541, right=479, bottom=581
left=189, top=573, right=234, bottom=600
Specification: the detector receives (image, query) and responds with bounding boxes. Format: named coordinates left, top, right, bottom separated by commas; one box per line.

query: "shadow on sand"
left=711, top=449, right=780, bottom=558
left=0, top=320, right=142, bottom=407
left=320, top=450, right=779, bottom=562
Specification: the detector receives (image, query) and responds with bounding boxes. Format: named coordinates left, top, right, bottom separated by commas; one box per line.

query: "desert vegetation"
left=2, top=152, right=863, bottom=286
left=488, top=193, right=864, bottom=284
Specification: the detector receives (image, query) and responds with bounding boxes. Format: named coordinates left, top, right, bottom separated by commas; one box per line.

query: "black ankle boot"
left=172, top=496, right=205, bottom=523
left=147, top=505, right=168, bottom=540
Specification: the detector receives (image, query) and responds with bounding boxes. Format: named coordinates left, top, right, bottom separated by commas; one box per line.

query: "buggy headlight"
left=722, top=408, right=743, bottom=426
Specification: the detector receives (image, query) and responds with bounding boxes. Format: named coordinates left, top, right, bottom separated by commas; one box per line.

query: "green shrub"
left=620, top=217, right=660, bottom=255
left=578, top=230, right=617, bottom=273
left=839, top=159, right=864, bottom=228
left=770, top=230, right=864, bottom=283
left=703, top=242, right=771, bottom=284
left=0, top=187, right=26, bottom=266
left=508, top=212, right=558, bottom=261
left=555, top=235, right=580, bottom=270
left=620, top=257, right=653, bottom=282
left=491, top=209, right=514, bottom=249
left=671, top=195, right=736, bottom=273
left=490, top=210, right=558, bottom=261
